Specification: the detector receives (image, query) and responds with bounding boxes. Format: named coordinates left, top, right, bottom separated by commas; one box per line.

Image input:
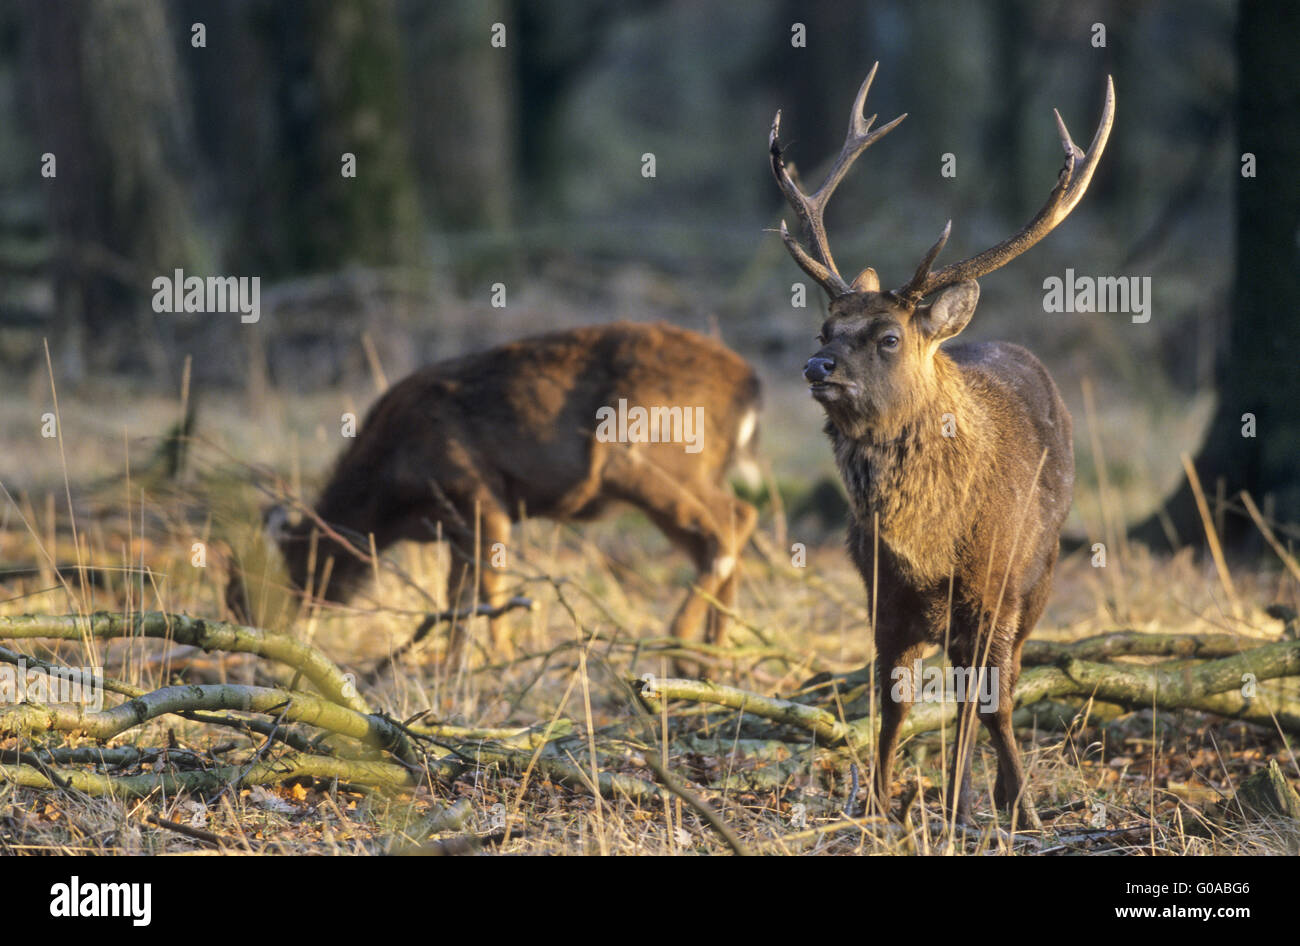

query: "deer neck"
left=830, top=356, right=989, bottom=584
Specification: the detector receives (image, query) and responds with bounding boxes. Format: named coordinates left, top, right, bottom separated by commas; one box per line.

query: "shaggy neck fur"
left=826, top=353, right=992, bottom=585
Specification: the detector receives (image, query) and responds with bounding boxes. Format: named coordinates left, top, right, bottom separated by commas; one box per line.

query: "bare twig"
left=146, top=813, right=227, bottom=849
left=642, top=749, right=749, bottom=856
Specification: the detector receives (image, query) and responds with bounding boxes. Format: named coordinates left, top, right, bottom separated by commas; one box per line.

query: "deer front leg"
left=874, top=640, right=924, bottom=817
left=951, top=618, right=1040, bottom=830
left=944, top=635, right=985, bottom=826
left=875, top=692, right=911, bottom=815
left=981, top=635, right=1040, bottom=830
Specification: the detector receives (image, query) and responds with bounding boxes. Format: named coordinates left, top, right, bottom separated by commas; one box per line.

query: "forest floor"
left=0, top=363, right=1296, bottom=856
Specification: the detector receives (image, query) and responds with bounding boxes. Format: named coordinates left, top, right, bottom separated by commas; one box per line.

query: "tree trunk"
left=227, top=0, right=422, bottom=277
left=1132, top=0, right=1300, bottom=551
left=24, top=0, right=200, bottom=378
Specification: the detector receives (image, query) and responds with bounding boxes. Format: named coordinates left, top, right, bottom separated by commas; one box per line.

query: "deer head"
left=770, top=64, right=1114, bottom=440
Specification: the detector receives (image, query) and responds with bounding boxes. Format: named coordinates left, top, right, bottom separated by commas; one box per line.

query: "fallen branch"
left=3, top=746, right=205, bottom=769
left=0, top=683, right=420, bottom=763
left=1, top=753, right=419, bottom=797
left=636, top=674, right=853, bottom=744
left=1, top=644, right=335, bottom=754
left=874, top=640, right=1300, bottom=743
left=801, top=629, right=1283, bottom=693
left=640, top=639, right=1300, bottom=747
left=1021, top=630, right=1269, bottom=665
left=0, top=611, right=661, bottom=807
left=0, top=644, right=142, bottom=700
left=406, top=718, right=574, bottom=749
left=402, top=798, right=474, bottom=845
left=0, top=612, right=368, bottom=712
left=411, top=597, right=537, bottom=639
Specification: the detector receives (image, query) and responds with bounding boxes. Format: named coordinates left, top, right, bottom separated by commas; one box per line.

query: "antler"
left=770, top=62, right=906, bottom=298
left=896, top=75, right=1115, bottom=304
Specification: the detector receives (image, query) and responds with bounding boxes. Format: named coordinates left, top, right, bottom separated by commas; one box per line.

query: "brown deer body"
left=260, top=321, right=760, bottom=662
left=771, top=65, right=1112, bottom=826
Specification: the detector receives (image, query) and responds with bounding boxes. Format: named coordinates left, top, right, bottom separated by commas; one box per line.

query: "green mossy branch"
left=0, top=612, right=369, bottom=713
left=5, top=617, right=1295, bottom=805
left=0, top=683, right=419, bottom=763
left=637, top=675, right=854, bottom=743
left=1021, top=630, right=1274, bottom=664
left=641, top=636, right=1300, bottom=748
left=0, top=753, right=419, bottom=797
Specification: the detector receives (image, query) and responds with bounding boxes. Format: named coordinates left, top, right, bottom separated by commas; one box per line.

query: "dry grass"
left=1, top=370, right=1297, bottom=857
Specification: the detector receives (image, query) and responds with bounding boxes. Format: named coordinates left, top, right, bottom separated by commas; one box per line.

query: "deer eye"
left=880, top=333, right=900, bottom=351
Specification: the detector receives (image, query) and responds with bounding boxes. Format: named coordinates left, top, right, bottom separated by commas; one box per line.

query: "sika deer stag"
left=770, top=65, right=1113, bottom=826
left=240, top=322, right=759, bottom=666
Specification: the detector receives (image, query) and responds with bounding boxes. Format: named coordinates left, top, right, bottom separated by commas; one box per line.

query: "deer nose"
left=804, top=356, right=836, bottom=383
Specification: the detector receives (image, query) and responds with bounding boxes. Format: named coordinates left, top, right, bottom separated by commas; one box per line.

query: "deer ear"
left=915, top=280, right=979, bottom=342
left=850, top=267, right=880, bottom=293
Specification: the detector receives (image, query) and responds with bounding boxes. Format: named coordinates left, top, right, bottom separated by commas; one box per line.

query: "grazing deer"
left=246, top=321, right=760, bottom=664
left=770, top=65, right=1112, bottom=826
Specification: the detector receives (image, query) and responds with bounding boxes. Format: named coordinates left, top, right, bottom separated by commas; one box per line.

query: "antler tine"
left=897, top=75, right=1115, bottom=303
left=770, top=113, right=852, bottom=296
left=770, top=62, right=907, bottom=298
left=813, top=63, right=908, bottom=211
left=777, top=220, right=844, bottom=292
left=903, top=220, right=951, bottom=295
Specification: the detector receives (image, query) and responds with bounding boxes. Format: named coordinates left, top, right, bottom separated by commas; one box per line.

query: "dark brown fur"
left=808, top=288, right=1073, bottom=825
left=259, top=321, right=760, bottom=661
left=771, top=66, right=1108, bottom=825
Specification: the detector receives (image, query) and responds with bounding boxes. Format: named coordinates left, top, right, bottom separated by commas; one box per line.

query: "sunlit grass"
left=0, top=371, right=1295, bottom=856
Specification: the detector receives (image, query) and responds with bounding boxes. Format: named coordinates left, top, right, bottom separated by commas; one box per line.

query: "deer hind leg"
left=658, top=514, right=722, bottom=648
left=601, top=455, right=741, bottom=649
left=703, top=496, right=758, bottom=644
left=982, top=580, right=1053, bottom=827
left=976, top=612, right=1041, bottom=829
left=654, top=490, right=755, bottom=658
left=948, top=698, right=980, bottom=826
left=1010, top=548, right=1056, bottom=695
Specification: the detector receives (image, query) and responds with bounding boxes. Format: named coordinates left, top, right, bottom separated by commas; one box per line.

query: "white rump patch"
left=731, top=408, right=761, bottom=490
left=736, top=408, right=758, bottom=449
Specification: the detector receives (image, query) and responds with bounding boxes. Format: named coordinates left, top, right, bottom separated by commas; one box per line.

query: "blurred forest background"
left=0, top=0, right=1296, bottom=549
